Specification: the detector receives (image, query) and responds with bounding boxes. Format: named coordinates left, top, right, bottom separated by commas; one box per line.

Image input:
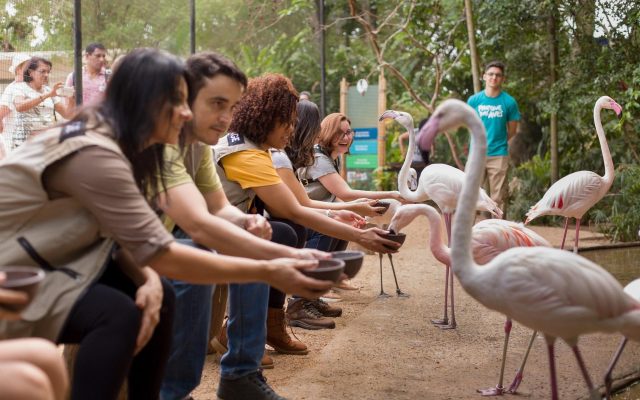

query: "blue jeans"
left=160, top=237, right=214, bottom=400
left=305, top=229, right=348, bottom=252
left=220, top=282, right=269, bottom=379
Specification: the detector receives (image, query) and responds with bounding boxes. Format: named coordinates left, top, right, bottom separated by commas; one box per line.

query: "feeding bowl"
left=302, top=259, right=345, bottom=283
left=380, top=232, right=407, bottom=250
left=373, top=201, right=391, bottom=215
left=0, top=266, right=45, bottom=312
left=331, top=250, right=365, bottom=279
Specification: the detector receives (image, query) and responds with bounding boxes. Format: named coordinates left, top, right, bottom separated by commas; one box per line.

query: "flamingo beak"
left=611, top=101, right=623, bottom=118
left=417, top=114, right=441, bottom=152
left=378, top=110, right=398, bottom=121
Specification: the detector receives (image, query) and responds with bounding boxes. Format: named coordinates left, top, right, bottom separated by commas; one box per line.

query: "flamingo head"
left=598, top=96, right=623, bottom=118
left=388, top=204, right=422, bottom=234
left=379, top=110, right=414, bottom=132
left=418, top=99, right=476, bottom=152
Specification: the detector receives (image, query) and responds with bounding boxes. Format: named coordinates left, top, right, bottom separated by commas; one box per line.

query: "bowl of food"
left=380, top=231, right=407, bottom=250
left=331, top=250, right=365, bottom=279
left=0, top=266, right=45, bottom=312
left=373, top=201, right=391, bottom=215
left=301, top=259, right=345, bottom=283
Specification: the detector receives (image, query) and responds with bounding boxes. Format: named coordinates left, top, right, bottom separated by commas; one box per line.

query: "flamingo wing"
left=471, top=219, right=551, bottom=264
left=526, top=171, right=605, bottom=222
left=483, top=248, right=635, bottom=339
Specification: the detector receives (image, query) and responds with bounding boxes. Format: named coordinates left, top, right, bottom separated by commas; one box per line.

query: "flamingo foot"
left=438, top=321, right=457, bottom=330
left=506, top=371, right=523, bottom=394
left=431, top=318, right=449, bottom=326
left=378, top=291, right=392, bottom=298
left=476, top=385, right=505, bottom=396
left=396, top=290, right=410, bottom=298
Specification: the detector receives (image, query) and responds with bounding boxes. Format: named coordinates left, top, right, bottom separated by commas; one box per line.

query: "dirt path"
left=193, top=221, right=640, bottom=399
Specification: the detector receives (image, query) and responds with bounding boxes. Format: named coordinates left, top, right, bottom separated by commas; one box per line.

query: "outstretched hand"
left=358, top=227, right=400, bottom=254
left=244, top=214, right=272, bottom=240
left=0, top=273, right=28, bottom=320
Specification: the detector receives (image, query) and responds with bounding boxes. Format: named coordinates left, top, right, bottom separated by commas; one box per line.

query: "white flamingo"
left=603, top=278, right=640, bottom=399
left=418, top=98, right=640, bottom=400
left=525, top=96, right=622, bottom=252
left=380, top=110, right=502, bottom=329
left=389, top=203, right=551, bottom=395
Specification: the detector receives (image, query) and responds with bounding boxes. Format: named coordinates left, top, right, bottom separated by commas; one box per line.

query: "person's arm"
left=157, top=183, right=298, bottom=259
left=14, top=83, right=63, bottom=113
left=507, top=120, right=519, bottom=141
left=317, top=171, right=405, bottom=202
left=54, top=100, right=74, bottom=120
left=203, top=188, right=271, bottom=239
left=277, top=167, right=382, bottom=217
left=253, top=182, right=399, bottom=253
left=0, top=105, right=10, bottom=121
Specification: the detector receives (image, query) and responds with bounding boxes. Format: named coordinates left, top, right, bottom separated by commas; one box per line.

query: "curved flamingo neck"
left=419, top=205, right=452, bottom=265
left=593, top=102, right=614, bottom=189
left=450, top=110, right=485, bottom=285
left=397, top=121, right=425, bottom=202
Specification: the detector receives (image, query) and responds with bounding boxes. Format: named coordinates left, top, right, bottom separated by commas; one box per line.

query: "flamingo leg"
left=560, top=217, right=570, bottom=250
left=439, top=264, right=456, bottom=329
left=604, top=338, right=627, bottom=400
left=431, top=264, right=450, bottom=326
left=546, top=340, right=559, bottom=400
left=477, top=318, right=512, bottom=396
left=432, top=213, right=452, bottom=326
left=378, top=253, right=390, bottom=298
left=573, top=219, right=581, bottom=253
left=387, top=254, right=409, bottom=297
left=571, top=345, right=599, bottom=400
left=507, top=330, right=537, bottom=393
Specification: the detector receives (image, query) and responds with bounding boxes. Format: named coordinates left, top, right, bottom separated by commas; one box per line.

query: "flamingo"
left=603, top=278, right=640, bottom=399
left=380, top=109, right=502, bottom=329
left=418, top=98, right=640, bottom=400
left=525, top=96, right=622, bottom=253
left=389, top=203, right=551, bottom=395
left=366, top=199, right=408, bottom=297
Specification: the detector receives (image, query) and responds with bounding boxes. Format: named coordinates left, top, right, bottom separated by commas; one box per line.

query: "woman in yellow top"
left=214, top=73, right=399, bottom=355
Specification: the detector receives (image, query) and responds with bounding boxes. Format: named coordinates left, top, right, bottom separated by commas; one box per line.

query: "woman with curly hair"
left=213, top=73, right=398, bottom=373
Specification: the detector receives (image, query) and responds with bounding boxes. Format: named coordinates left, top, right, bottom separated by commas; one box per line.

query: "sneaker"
left=285, top=298, right=335, bottom=330
left=217, top=371, right=287, bottom=400
left=320, top=289, right=342, bottom=303
left=309, top=298, right=342, bottom=317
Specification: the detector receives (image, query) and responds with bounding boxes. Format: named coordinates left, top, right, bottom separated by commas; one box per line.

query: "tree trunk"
left=464, top=0, right=481, bottom=93
left=548, top=1, right=559, bottom=183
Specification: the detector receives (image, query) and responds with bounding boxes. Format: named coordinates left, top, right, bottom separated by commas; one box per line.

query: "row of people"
left=0, top=48, right=406, bottom=400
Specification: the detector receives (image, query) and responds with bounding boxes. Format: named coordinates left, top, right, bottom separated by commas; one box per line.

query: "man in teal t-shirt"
left=467, top=60, right=520, bottom=215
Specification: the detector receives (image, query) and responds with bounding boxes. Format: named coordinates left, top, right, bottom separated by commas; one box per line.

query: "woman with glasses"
left=12, top=57, right=73, bottom=150
left=298, top=112, right=406, bottom=253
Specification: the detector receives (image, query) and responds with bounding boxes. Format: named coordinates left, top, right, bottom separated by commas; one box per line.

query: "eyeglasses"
left=341, top=129, right=354, bottom=138
left=485, top=72, right=504, bottom=78
left=35, top=69, right=51, bottom=74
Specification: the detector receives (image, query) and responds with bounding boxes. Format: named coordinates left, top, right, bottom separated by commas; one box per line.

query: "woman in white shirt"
left=12, top=57, right=73, bottom=149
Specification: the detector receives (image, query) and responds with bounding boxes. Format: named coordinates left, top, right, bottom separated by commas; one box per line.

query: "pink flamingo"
left=603, top=278, right=640, bottom=399
left=419, top=98, right=640, bottom=400
left=389, top=203, right=551, bottom=395
left=525, top=96, right=622, bottom=252
left=380, top=110, right=502, bottom=329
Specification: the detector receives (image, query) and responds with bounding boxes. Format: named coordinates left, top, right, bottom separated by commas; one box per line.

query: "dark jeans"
left=267, top=219, right=307, bottom=309
left=305, top=229, right=348, bottom=252
left=58, top=262, right=175, bottom=400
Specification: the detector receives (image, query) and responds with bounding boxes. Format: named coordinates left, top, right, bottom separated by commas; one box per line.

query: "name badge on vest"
left=59, top=121, right=86, bottom=142
left=227, top=133, right=245, bottom=146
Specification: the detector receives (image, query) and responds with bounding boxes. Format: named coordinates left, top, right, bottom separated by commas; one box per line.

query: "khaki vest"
left=0, top=122, right=122, bottom=340
left=213, top=133, right=263, bottom=213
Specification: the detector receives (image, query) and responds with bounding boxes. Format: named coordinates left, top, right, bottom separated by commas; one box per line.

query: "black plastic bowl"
left=302, top=259, right=345, bottom=283
left=373, top=201, right=391, bottom=215
left=0, top=266, right=45, bottom=312
left=380, top=232, right=407, bottom=250
left=331, top=250, right=365, bottom=279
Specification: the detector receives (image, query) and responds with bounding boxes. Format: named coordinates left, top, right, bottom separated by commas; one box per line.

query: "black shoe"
left=217, top=371, right=287, bottom=400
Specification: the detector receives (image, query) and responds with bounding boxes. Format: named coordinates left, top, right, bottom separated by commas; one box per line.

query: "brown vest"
left=0, top=122, right=123, bottom=340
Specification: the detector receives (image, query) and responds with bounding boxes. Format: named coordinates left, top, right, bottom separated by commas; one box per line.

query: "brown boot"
left=266, top=307, right=309, bottom=355
left=286, top=298, right=336, bottom=330
left=211, top=320, right=274, bottom=369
